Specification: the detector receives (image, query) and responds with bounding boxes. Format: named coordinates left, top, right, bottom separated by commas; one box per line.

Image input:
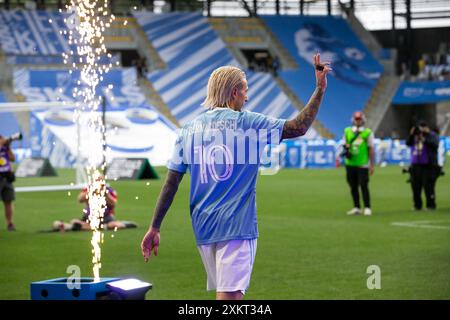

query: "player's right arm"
left=141, top=169, right=184, bottom=262
left=282, top=53, right=331, bottom=140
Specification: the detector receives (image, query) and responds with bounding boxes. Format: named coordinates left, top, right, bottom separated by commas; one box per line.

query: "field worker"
left=141, top=54, right=331, bottom=300
left=341, top=111, right=375, bottom=216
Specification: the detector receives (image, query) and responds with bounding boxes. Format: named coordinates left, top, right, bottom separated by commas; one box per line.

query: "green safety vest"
left=344, top=127, right=372, bottom=167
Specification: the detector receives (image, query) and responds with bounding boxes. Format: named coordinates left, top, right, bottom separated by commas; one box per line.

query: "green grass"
left=1, top=161, right=449, bottom=300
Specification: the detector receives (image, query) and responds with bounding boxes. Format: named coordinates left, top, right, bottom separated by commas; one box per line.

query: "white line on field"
left=16, top=184, right=85, bottom=193
left=391, top=220, right=450, bottom=230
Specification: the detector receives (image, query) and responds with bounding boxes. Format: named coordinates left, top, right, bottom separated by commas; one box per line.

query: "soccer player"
left=141, top=54, right=330, bottom=300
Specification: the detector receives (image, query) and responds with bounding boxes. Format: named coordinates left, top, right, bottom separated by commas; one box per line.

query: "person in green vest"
left=342, top=111, right=375, bottom=216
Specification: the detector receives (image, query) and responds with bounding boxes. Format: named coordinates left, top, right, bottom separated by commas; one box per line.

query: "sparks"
left=59, top=0, right=116, bottom=282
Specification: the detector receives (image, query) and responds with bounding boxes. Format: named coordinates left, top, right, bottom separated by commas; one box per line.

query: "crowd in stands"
left=247, top=53, right=281, bottom=77
left=415, top=52, right=450, bottom=81
left=400, top=43, right=450, bottom=82
left=132, top=57, right=148, bottom=78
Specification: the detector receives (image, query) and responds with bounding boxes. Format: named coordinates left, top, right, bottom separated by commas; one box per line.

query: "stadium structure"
left=0, top=0, right=449, bottom=302
left=1, top=0, right=449, bottom=172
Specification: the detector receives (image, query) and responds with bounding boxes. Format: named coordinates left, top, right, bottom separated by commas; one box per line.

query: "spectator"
left=272, top=55, right=280, bottom=77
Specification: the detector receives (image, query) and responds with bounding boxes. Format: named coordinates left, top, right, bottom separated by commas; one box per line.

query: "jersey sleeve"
left=167, top=129, right=188, bottom=173
left=242, top=111, right=286, bottom=144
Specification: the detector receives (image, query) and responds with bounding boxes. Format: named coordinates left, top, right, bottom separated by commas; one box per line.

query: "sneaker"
left=347, top=208, right=361, bottom=215
left=7, top=223, right=16, bottom=231
left=363, top=208, right=372, bottom=216
left=122, top=221, right=138, bottom=229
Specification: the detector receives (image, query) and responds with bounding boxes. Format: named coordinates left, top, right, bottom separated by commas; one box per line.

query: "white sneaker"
left=363, top=208, right=372, bottom=216
left=347, top=208, right=361, bottom=215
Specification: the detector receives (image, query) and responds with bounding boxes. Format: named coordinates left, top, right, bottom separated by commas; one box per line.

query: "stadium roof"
left=0, top=0, right=449, bottom=30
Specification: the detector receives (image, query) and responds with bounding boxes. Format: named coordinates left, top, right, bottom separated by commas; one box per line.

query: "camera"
left=341, top=145, right=351, bottom=159
left=401, top=166, right=412, bottom=183
left=401, top=166, right=411, bottom=174
left=6, top=132, right=23, bottom=143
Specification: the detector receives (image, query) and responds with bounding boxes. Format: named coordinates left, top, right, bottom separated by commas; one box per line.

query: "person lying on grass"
left=52, top=179, right=137, bottom=232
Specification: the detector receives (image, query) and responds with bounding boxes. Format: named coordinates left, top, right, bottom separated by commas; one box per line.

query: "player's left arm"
left=282, top=53, right=331, bottom=140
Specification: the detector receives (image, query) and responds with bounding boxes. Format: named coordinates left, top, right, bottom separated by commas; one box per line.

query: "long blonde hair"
left=202, top=66, right=246, bottom=109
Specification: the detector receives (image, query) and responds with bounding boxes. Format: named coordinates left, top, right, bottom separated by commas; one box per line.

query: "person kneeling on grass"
left=53, top=182, right=137, bottom=232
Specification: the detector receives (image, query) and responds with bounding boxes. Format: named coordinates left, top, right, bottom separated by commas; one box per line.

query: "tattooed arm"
left=141, top=169, right=184, bottom=262
left=282, top=53, right=331, bottom=140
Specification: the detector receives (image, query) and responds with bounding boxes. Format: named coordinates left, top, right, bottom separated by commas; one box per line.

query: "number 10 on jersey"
left=194, top=145, right=234, bottom=184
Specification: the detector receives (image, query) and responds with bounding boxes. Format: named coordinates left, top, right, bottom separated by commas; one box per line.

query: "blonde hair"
left=202, top=66, right=246, bottom=109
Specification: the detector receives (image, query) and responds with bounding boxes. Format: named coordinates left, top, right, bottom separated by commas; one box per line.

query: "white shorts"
left=197, top=239, right=257, bottom=294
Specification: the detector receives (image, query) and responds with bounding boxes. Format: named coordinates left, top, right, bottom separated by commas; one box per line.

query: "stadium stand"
left=0, top=9, right=72, bottom=64
left=0, top=92, right=24, bottom=143
left=11, top=67, right=177, bottom=167
left=262, top=15, right=384, bottom=137
left=132, top=11, right=320, bottom=138
left=0, top=9, right=118, bottom=66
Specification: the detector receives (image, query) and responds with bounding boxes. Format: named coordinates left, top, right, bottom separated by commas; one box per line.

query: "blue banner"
left=284, top=140, right=302, bottom=168
left=7, top=53, right=119, bottom=65
left=13, top=68, right=146, bottom=109
left=278, top=138, right=448, bottom=169
left=304, top=142, right=337, bottom=169
left=393, top=80, right=450, bottom=104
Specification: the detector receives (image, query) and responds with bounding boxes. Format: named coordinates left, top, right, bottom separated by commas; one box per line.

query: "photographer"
left=341, top=111, right=375, bottom=216
left=406, top=121, right=439, bottom=211
left=52, top=175, right=137, bottom=232
left=0, top=134, right=17, bottom=231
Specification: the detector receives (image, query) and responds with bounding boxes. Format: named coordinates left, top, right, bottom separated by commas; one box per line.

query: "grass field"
left=1, top=161, right=449, bottom=300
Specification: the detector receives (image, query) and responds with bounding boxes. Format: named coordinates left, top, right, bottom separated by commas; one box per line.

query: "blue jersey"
left=168, top=108, right=286, bottom=245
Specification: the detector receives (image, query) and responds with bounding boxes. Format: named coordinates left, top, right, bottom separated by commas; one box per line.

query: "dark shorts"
left=0, top=176, right=15, bottom=202
left=345, top=166, right=369, bottom=185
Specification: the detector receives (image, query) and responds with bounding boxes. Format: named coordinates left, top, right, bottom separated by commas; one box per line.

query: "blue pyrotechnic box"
left=30, top=277, right=120, bottom=300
